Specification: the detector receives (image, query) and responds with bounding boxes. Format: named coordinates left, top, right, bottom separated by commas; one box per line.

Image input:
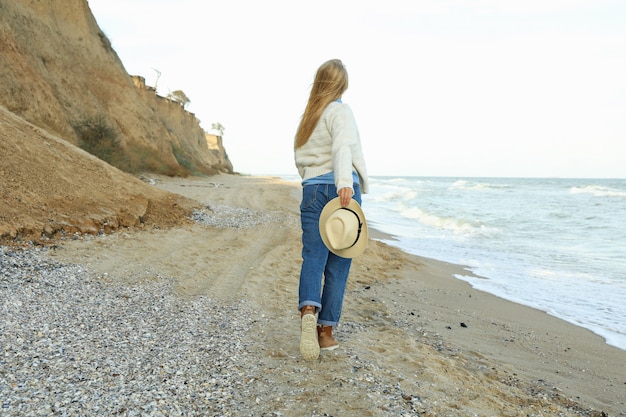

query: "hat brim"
left=319, top=197, right=368, bottom=258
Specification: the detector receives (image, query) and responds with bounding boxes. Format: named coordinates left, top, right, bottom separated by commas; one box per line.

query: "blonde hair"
left=294, top=59, right=349, bottom=148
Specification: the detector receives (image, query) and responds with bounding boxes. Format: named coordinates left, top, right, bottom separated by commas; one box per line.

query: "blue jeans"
left=298, top=182, right=362, bottom=326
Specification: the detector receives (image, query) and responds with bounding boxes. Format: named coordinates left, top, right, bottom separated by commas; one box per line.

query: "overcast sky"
left=88, top=0, right=626, bottom=178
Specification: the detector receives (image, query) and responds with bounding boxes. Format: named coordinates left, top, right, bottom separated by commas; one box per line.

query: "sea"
left=281, top=175, right=626, bottom=351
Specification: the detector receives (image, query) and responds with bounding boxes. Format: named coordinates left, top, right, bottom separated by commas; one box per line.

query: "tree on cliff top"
left=167, top=90, right=190, bottom=108
left=211, top=122, right=225, bottom=137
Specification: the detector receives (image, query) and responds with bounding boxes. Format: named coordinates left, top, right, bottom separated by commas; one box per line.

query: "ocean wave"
left=367, top=185, right=418, bottom=204
left=450, top=179, right=511, bottom=191
left=570, top=185, right=626, bottom=197
left=398, top=204, right=500, bottom=237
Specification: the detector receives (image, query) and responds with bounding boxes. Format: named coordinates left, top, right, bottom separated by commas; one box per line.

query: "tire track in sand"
left=203, top=225, right=291, bottom=303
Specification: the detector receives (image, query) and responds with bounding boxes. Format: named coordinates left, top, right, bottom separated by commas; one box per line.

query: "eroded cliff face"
left=0, top=0, right=233, bottom=174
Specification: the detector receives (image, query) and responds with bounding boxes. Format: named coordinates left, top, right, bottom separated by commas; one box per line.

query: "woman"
left=294, top=59, right=369, bottom=361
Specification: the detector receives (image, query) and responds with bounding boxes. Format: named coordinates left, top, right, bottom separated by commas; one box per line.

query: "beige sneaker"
left=317, top=325, right=339, bottom=351
left=299, top=306, right=320, bottom=361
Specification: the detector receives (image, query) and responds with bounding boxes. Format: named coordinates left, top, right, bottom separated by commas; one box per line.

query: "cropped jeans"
left=298, top=182, right=362, bottom=327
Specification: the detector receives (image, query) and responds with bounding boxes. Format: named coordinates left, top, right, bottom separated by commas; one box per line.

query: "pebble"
left=1, top=204, right=598, bottom=416
left=0, top=205, right=424, bottom=416
left=0, top=245, right=255, bottom=416
left=191, top=205, right=294, bottom=229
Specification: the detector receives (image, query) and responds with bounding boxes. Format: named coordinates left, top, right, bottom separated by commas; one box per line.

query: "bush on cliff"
left=72, top=113, right=186, bottom=176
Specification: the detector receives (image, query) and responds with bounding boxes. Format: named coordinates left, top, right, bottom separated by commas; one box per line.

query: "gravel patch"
left=0, top=201, right=603, bottom=416
left=191, top=205, right=292, bottom=229
left=0, top=245, right=256, bottom=416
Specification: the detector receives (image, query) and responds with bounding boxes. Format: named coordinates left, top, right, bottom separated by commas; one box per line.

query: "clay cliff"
left=0, top=0, right=233, bottom=175
left=0, top=0, right=234, bottom=242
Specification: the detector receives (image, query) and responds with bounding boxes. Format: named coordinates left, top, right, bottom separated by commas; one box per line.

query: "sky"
left=87, top=0, right=626, bottom=178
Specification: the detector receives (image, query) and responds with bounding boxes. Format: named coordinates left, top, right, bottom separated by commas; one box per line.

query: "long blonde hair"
left=294, top=59, right=349, bottom=148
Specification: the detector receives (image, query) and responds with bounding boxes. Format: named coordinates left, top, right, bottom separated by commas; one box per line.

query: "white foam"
left=365, top=176, right=626, bottom=351
left=570, top=185, right=626, bottom=197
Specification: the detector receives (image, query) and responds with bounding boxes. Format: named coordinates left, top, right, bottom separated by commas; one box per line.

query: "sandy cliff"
left=0, top=0, right=234, bottom=241
left=0, top=104, right=199, bottom=241
left=0, top=0, right=233, bottom=175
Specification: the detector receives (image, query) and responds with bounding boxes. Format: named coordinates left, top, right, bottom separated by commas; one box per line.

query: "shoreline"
left=351, top=205, right=626, bottom=356
left=371, top=232, right=625, bottom=354
left=363, top=208, right=626, bottom=413
left=5, top=173, right=625, bottom=416
left=359, top=175, right=626, bottom=358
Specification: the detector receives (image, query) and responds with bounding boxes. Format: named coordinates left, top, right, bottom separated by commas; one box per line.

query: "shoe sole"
left=299, top=314, right=320, bottom=361
left=320, top=344, right=339, bottom=351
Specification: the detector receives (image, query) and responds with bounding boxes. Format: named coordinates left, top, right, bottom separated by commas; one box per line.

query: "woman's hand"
left=338, top=187, right=353, bottom=207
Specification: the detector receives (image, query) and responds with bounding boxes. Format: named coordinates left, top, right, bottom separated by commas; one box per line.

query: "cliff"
left=0, top=0, right=234, bottom=242
left=0, top=104, right=200, bottom=241
left=0, top=0, right=233, bottom=175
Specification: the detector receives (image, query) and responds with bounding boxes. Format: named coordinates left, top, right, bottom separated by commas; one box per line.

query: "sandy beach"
left=43, top=174, right=625, bottom=416
left=3, top=2, right=624, bottom=414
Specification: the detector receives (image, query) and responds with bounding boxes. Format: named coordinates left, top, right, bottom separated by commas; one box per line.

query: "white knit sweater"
left=294, top=102, right=369, bottom=194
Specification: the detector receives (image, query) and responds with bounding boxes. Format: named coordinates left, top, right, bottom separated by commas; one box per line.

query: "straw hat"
left=319, top=197, right=368, bottom=258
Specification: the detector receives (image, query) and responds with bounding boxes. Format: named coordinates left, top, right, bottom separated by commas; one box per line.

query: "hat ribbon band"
left=340, top=207, right=363, bottom=248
